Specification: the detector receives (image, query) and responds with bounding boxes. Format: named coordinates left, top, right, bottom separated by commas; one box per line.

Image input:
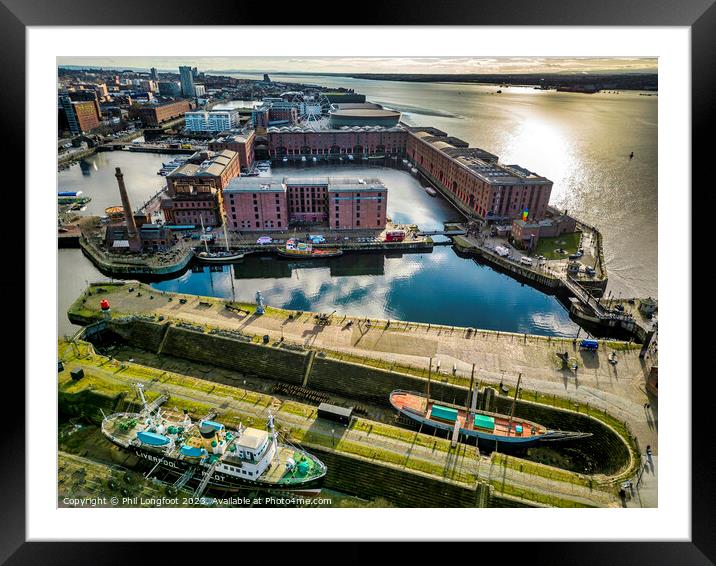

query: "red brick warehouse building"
left=208, top=131, right=256, bottom=171
left=222, top=176, right=387, bottom=232
left=405, top=126, right=553, bottom=221
left=160, top=150, right=240, bottom=226
left=266, top=125, right=406, bottom=159
left=137, top=99, right=193, bottom=127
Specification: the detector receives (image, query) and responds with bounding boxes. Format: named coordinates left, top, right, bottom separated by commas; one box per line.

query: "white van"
left=520, top=256, right=533, bottom=266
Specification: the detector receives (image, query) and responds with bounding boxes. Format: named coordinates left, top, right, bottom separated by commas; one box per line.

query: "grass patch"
left=605, top=341, right=641, bottom=351
left=350, top=419, right=453, bottom=453
left=490, top=480, right=594, bottom=508
left=532, top=231, right=582, bottom=260
left=492, top=453, right=596, bottom=489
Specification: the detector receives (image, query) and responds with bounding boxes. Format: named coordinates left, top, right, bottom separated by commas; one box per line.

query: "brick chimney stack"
left=114, top=167, right=142, bottom=251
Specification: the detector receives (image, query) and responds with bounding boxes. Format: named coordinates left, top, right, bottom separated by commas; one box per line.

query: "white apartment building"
left=185, top=110, right=239, bottom=133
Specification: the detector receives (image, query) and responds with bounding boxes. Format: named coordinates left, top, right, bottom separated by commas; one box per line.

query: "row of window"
left=222, top=464, right=255, bottom=477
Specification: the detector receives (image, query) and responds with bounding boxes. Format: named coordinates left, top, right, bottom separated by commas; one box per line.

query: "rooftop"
left=210, top=131, right=254, bottom=144
left=330, top=109, right=400, bottom=118
left=224, top=177, right=286, bottom=193
left=326, top=177, right=386, bottom=192
left=224, top=176, right=387, bottom=193
left=168, top=150, right=237, bottom=178
left=235, top=427, right=268, bottom=450
left=267, top=124, right=404, bottom=134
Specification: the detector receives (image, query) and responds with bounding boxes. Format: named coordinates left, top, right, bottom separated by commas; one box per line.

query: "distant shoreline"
left=58, top=65, right=658, bottom=91
left=224, top=71, right=659, bottom=91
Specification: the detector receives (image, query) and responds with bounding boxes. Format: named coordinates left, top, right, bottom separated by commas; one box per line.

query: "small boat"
left=390, top=390, right=590, bottom=446
left=425, top=187, right=437, bottom=197
left=58, top=196, right=91, bottom=206
left=194, top=250, right=245, bottom=263
left=58, top=191, right=82, bottom=197
left=282, top=156, right=288, bottom=163
left=276, top=238, right=343, bottom=259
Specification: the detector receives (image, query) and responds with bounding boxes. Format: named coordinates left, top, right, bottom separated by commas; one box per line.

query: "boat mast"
left=507, top=373, right=522, bottom=436
left=216, top=186, right=230, bottom=251
left=267, top=411, right=279, bottom=462
left=136, top=383, right=148, bottom=412
left=200, top=215, right=209, bottom=253
left=466, top=363, right=475, bottom=409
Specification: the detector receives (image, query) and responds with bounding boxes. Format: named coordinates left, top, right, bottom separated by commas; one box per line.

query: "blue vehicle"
left=579, top=339, right=599, bottom=351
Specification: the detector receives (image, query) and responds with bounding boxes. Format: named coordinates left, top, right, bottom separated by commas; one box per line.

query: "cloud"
left=58, top=56, right=657, bottom=75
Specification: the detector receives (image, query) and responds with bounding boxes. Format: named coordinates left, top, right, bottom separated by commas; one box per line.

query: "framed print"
left=4, top=0, right=708, bottom=562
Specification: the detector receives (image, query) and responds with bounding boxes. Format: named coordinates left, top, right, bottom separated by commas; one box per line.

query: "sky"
left=57, top=56, right=657, bottom=75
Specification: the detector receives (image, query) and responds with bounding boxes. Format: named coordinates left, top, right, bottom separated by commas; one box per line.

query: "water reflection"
left=152, top=246, right=579, bottom=337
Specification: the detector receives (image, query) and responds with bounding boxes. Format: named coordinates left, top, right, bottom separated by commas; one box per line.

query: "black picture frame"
left=5, top=0, right=707, bottom=563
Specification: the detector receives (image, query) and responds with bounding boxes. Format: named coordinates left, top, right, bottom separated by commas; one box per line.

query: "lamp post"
left=331, top=428, right=335, bottom=447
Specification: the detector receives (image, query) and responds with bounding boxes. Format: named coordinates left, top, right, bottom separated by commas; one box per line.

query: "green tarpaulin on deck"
left=474, top=414, right=495, bottom=430
left=431, top=405, right=458, bottom=422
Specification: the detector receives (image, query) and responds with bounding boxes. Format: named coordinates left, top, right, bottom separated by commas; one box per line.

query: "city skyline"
left=58, top=56, right=658, bottom=75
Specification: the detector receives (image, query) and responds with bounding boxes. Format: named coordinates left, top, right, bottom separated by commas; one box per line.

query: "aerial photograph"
left=57, top=56, right=658, bottom=509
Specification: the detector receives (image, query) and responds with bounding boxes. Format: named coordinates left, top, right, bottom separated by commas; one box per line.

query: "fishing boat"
left=390, top=372, right=590, bottom=446
left=194, top=250, right=245, bottom=263
left=101, top=384, right=327, bottom=496
left=276, top=238, right=343, bottom=259
left=425, top=187, right=437, bottom=197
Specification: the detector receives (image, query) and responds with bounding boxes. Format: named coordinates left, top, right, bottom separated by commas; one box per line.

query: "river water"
left=58, top=74, right=657, bottom=337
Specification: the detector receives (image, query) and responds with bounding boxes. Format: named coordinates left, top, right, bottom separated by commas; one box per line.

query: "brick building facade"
left=208, top=131, right=256, bottom=170
left=161, top=150, right=240, bottom=226
left=222, top=176, right=387, bottom=232
left=405, top=127, right=553, bottom=221
left=138, top=99, right=192, bottom=127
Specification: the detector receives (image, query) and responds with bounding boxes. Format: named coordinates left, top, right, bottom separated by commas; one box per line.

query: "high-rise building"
left=59, top=94, right=101, bottom=134
left=59, top=95, right=79, bottom=134
left=179, top=66, right=196, bottom=98
left=158, top=81, right=181, bottom=97
left=150, top=67, right=158, bottom=80
left=191, top=67, right=198, bottom=79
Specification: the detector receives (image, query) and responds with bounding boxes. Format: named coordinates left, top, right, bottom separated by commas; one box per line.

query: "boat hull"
left=276, top=249, right=343, bottom=259
left=390, top=390, right=588, bottom=446
left=108, top=440, right=326, bottom=494
left=393, top=405, right=548, bottom=446
left=194, top=253, right=245, bottom=264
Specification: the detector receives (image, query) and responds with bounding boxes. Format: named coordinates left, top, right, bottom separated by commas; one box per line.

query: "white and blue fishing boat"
left=102, top=384, right=326, bottom=496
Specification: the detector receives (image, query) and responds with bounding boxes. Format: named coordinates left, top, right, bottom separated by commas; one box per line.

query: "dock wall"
left=161, top=326, right=309, bottom=385
left=306, top=444, right=493, bottom=508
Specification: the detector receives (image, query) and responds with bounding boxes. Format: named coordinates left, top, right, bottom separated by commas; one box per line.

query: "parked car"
left=257, top=236, right=273, bottom=245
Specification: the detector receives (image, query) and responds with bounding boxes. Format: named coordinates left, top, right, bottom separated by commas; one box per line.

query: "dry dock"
left=58, top=338, right=624, bottom=507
